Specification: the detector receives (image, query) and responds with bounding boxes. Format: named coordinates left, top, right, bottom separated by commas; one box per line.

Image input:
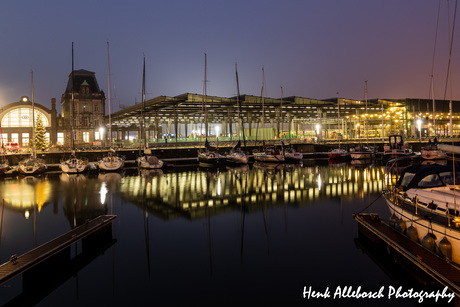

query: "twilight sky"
left=0, top=0, right=458, bottom=112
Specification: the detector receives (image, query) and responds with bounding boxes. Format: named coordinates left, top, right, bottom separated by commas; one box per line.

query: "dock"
left=0, top=215, right=117, bottom=285
left=354, top=213, right=460, bottom=296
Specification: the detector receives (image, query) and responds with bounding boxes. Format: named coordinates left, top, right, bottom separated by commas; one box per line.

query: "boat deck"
left=354, top=213, right=460, bottom=296
left=0, top=215, right=117, bottom=285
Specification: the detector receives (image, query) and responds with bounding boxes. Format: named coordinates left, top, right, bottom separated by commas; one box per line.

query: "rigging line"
left=443, top=0, right=458, bottom=100
left=354, top=192, right=383, bottom=215
left=429, top=0, right=441, bottom=99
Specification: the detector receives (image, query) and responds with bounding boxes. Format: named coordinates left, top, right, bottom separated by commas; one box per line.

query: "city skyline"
left=1, top=0, right=459, bottom=112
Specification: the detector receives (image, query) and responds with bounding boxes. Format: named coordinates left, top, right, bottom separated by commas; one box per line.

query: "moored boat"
left=421, top=143, right=447, bottom=160
left=98, top=149, right=125, bottom=171
left=226, top=141, right=248, bottom=165
left=283, top=143, right=303, bottom=163
left=60, top=153, right=88, bottom=173
left=382, top=134, right=413, bottom=162
left=328, top=148, right=350, bottom=160
left=350, top=143, right=376, bottom=160
left=384, top=164, right=460, bottom=265
left=18, top=157, right=47, bottom=175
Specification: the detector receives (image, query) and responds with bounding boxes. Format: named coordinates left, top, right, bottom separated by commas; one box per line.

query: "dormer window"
left=80, top=80, right=90, bottom=96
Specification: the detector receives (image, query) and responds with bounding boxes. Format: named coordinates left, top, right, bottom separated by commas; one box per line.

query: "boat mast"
left=235, top=63, right=246, bottom=149
left=337, top=92, right=340, bottom=149
left=31, top=70, right=36, bottom=159
left=71, top=42, right=75, bottom=150
left=365, top=80, right=369, bottom=146
left=280, top=86, right=283, bottom=140
left=107, top=42, right=112, bottom=147
left=261, top=67, right=265, bottom=144
left=204, top=53, right=208, bottom=140
left=141, top=56, right=146, bottom=153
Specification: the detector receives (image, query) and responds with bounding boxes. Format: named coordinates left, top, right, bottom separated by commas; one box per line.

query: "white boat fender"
left=421, top=233, right=437, bottom=253
left=439, top=236, right=453, bottom=261
left=406, top=225, right=419, bottom=243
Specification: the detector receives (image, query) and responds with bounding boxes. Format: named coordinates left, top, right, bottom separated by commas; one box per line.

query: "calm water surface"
left=0, top=161, right=449, bottom=306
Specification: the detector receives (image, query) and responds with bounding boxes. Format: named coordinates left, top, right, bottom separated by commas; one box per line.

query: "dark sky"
left=1, top=0, right=458, bottom=112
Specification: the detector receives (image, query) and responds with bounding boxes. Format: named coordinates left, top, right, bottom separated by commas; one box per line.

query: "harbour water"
left=0, top=161, right=453, bottom=306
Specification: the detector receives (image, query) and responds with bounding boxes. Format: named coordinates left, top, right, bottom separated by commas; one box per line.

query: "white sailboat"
left=60, top=42, right=89, bottom=174
left=253, top=68, right=285, bottom=163
left=98, top=42, right=125, bottom=172
left=18, top=71, right=47, bottom=175
left=137, top=56, right=164, bottom=170
left=226, top=63, right=248, bottom=165
left=198, top=53, right=225, bottom=167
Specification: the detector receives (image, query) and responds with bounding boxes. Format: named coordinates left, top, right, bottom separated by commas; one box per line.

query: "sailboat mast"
left=365, top=80, right=369, bottom=145
left=235, top=63, right=246, bottom=149
left=141, top=56, right=146, bottom=151
left=431, top=75, right=436, bottom=135
left=204, top=53, right=208, bottom=139
left=337, top=92, right=340, bottom=148
left=280, top=86, right=283, bottom=139
left=71, top=42, right=75, bottom=150
left=31, top=70, right=36, bottom=159
left=107, top=42, right=112, bottom=147
left=261, top=67, right=265, bottom=143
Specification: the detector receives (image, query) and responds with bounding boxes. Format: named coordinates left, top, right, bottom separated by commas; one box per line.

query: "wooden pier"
left=0, top=215, right=116, bottom=285
left=354, top=213, right=460, bottom=296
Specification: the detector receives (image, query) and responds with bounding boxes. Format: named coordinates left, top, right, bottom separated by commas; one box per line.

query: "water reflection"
left=118, top=163, right=386, bottom=220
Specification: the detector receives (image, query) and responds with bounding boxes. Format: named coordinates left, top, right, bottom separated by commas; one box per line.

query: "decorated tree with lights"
left=34, top=115, right=47, bottom=151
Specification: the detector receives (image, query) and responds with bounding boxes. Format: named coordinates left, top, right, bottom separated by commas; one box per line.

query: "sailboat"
left=253, top=68, right=285, bottom=163
left=328, top=93, right=350, bottom=161
left=198, top=53, right=225, bottom=167
left=137, top=56, right=164, bottom=170
left=60, top=43, right=89, bottom=174
left=18, top=72, right=48, bottom=175
left=226, top=63, right=248, bottom=165
left=97, top=42, right=125, bottom=172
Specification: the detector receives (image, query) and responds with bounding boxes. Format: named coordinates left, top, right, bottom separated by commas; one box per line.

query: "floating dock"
left=354, top=213, right=460, bottom=296
left=0, top=214, right=117, bottom=285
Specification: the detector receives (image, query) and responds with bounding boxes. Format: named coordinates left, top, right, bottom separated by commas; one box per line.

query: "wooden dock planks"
left=355, top=213, right=460, bottom=296
left=0, top=214, right=116, bottom=285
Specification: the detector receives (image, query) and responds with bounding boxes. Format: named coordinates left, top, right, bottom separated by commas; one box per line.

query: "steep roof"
left=65, top=69, right=101, bottom=93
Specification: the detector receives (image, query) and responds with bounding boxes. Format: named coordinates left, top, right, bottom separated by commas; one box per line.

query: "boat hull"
left=385, top=194, right=460, bottom=265
left=137, top=156, right=164, bottom=169
left=60, top=158, right=88, bottom=173
left=253, top=153, right=285, bottom=163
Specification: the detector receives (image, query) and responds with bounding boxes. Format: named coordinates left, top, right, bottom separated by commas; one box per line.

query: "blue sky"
left=0, top=0, right=458, bottom=112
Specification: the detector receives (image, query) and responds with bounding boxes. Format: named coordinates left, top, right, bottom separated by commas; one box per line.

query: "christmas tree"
left=34, top=114, right=47, bottom=151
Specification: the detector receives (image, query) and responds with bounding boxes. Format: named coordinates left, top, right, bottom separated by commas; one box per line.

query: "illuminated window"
left=22, top=133, right=29, bottom=147
left=45, top=133, right=50, bottom=145
left=57, top=133, right=64, bottom=145
left=83, top=132, right=89, bottom=142
left=0, top=134, right=6, bottom=144
left=0, top=108, right=49, bottom=127
left=11, top=133, right=18, bottom=143
left=95, top=131, right=100, bottom=140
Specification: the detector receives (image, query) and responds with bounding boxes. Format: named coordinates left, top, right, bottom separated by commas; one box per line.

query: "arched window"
left=1, top=108, right=49, bottom=127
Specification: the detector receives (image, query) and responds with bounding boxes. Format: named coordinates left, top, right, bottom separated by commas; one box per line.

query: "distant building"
left=0, top=96, right=57, bottom=148
left=60, top=69, right=106, bottom=146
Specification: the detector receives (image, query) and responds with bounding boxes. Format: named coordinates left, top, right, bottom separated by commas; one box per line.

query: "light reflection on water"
left=0, top=162, right=418, bottom=306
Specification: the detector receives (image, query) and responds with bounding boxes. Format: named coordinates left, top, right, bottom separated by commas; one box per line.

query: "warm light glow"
left=100, top=182, right=108, bottom=204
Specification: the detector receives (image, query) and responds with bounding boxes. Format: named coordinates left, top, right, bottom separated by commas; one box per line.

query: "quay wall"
left=3, top=140, right=456, bottom=166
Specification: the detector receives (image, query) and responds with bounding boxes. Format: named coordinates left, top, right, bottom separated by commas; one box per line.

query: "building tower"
left=61, top=69, right=106, bottom=147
